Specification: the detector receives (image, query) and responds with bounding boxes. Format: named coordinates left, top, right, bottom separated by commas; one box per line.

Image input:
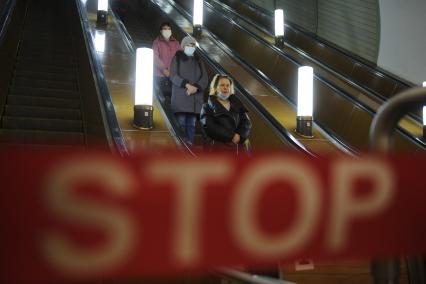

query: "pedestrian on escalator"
left=152, top=22, right=180, bottom=100
left=170, top=35, right=208, bottom=146
left=200, top=74, right=252, bottom=154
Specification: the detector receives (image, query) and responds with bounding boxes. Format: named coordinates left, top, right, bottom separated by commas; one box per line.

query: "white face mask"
left=161, top=30, right=172, bottom=39
left=184, top=46, right=196, bottom=56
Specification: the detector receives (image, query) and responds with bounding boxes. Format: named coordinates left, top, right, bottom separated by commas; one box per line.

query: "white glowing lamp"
left=135, top=48, right=153, bottom=106
left=297, top=66, right=313, bottom=117
left=98, top=0, right=108, bottom=11
left=94, top=31, right=105, bottom=53
left=193, top=0, right=203, bottom=26
left=274, top=9, right=284, bottom=37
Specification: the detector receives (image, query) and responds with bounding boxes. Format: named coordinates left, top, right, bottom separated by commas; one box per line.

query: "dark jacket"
left=170, top=51, right=208, bottom=114
left=200, top=95, right=252, bottom=151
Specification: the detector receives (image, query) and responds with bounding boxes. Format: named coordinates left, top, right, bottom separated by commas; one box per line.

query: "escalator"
left=0, top=0, right=114, bottom=149
left=136, top=0, right=417, bottom=283
left=117, top=0, right=318, bottom=155
left=171, top=0, right=425, bottom=152
left=216, top=0, right=418, bottom=109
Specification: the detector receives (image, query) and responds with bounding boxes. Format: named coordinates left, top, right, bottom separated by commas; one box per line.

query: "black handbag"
left=159, top=78, right=172, bottom=95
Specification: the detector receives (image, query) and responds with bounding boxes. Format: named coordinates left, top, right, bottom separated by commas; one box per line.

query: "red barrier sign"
left=0, top=148, right=425, bottom=283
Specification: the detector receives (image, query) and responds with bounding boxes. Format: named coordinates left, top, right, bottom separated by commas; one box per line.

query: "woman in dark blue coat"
left=200, top=74, right=252, bottom=153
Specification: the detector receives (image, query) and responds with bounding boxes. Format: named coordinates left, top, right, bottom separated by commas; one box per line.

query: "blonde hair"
left=209, top=74, right=235, bottom=96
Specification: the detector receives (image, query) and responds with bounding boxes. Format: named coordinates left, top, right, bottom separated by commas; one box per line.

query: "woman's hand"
left=185, top=84, right=198, bottom=95
left=232, top=133, right=241, bottom=144
left=162, top=69, right=170, bottom=77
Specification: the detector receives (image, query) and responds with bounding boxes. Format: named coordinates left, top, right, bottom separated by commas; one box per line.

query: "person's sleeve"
left=235, top=111, right=252, bottom=143
left=153, top=39, right=166, bottom=72
left=200, top=104, right=234, bottom=142
left=170, top=55, right=189, bottom=88
left=193, top=60, right=208, bottom=92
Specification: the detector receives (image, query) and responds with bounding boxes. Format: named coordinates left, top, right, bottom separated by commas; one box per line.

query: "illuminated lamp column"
left=296, top=66, right=314, bottom=138
left=94, top=31, right=105, bottom=53
left=274, top=9, right=285, bottom=48
left=133, top=48, right=154, bottom=130
left=97, top=0, right=108, bottom=26
left=423, top=81, right=426, bottom=140
left=193, top=0, right=203, bottom=38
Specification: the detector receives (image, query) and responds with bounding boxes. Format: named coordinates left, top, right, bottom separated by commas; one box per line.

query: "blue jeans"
left=176, top=113, right=197, bottom=145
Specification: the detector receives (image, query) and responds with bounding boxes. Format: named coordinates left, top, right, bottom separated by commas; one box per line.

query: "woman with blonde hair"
left=200, top=74, right=252, bottom=153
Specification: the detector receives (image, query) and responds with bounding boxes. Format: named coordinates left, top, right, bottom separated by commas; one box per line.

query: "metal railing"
left=369, top=87, right=426, bottom=283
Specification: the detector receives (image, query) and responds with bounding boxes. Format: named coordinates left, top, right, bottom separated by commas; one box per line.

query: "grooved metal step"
left=17, top=55, right=75, bottom=64
left=2, top=116, right=83, bottom=132
left=5, top=105, right=81, bottom=120
left=14, top=62, right=75, bottom=74
left=16, top=57, right=75, bottom=68
left=11, top=78, right=78, bottom=91
left=0, top=129, right=84, bottom=145
left=13, top=71, right=77, bottom=82
left=7, top=95, right=80, bottom=109
left=9, top=86, right=80, bottom=99
left=18, top=47, right=74, bottom=56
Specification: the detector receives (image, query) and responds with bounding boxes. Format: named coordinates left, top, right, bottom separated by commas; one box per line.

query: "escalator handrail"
left=150, top=0, right=316, bottom=156
left=0, top=0, right=17, bottom=45
left=172, top=0, right=425, bottom=152
left=75, top=0, right=129, bottom=156
left=217, top=268, right=296, bottom=284
left=111, top=7, right=196, bottom=156
left=370, top=87, right=426, bottom=151
left=232, top=0, right=414, bottom=90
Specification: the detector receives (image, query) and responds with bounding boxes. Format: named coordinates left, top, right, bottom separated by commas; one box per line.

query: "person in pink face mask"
left=152, top=22, right=180, bottom=98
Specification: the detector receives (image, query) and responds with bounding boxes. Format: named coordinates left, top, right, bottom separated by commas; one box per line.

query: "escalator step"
left=18, top=47, right=74, bottom=56
left=0, top=129, right=84, bottom=145
left=13, top=70, right=76, bottom=82
left=2, top=116, right=83, bottom=132
left=12, top=77, right=78, bottom=91
left=5, top=105, right=81, bottom=120
left=7, top=95, right=80, bottom=109
left=16, top=57, right=76, bottom=68
left=17, top=54, right=75, bottom=64
left=14, top=62, right=75, bottom=74
left=9, top=86, right=80, bottom=99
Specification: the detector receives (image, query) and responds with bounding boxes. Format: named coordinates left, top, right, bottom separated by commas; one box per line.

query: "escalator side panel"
left=70, top=0, right=110, bottom=149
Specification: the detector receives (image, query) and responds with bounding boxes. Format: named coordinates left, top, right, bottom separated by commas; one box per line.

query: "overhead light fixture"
left=193, top=0, right=203, bottom=38
left=97, top=0, right=108, bottom=26
left=133, top=48, right=154, bottom=130
left=274, top=9, right=285, bottom=48
left=296, top=66, right=314, bottom=137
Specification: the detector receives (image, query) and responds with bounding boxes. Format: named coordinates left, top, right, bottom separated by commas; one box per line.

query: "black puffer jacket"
left=200, top=95, right=252, bottom=150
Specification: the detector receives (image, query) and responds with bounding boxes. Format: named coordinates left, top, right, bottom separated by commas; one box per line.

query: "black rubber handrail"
left=111, top=7, right=196, bottom=156
left=75, top=0, right=129, bottom=156
left=170, top=0, right=425, bottom=152
left=148, top=0, right=316, bottom=157
left=0, top=0, right=17, bottom=45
